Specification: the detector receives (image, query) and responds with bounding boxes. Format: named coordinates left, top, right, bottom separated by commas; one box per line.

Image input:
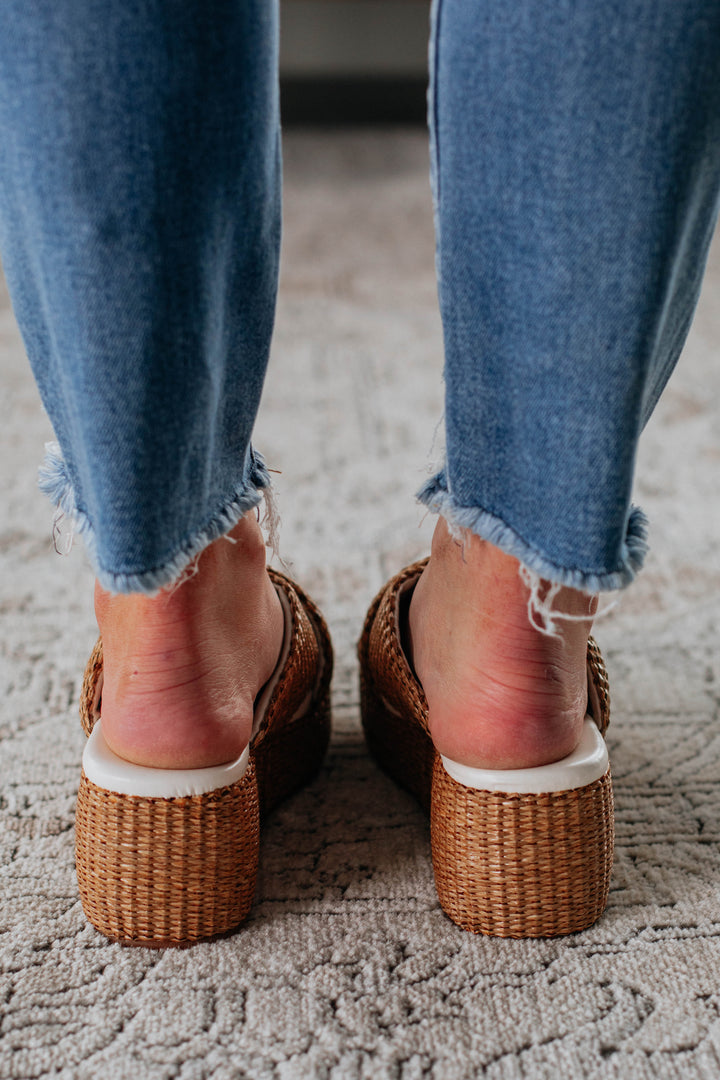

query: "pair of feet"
left=96, top=513, right=596, bottom=772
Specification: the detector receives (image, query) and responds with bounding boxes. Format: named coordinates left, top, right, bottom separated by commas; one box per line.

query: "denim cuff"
left=38, top=441, right=272, bottom=594
left=417, top=469, right=649, bottom=594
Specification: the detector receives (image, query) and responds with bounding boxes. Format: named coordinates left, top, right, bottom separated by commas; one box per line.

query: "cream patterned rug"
left=2, top=130, right=720, bottom=1080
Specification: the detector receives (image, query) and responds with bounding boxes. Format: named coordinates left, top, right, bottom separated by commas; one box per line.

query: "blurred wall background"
left=280, top=0, right=431, bottom=123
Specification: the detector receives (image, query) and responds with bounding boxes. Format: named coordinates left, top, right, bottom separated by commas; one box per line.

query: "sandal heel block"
left=430, top=727, right=614, bottom=938
left=75, top=728, right=259, bottom=947
left=358, top=559, right=614, bottom=939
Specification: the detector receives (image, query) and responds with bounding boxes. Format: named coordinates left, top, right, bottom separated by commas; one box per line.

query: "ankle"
left=408, top=520, right=596, bottom=770
left=94, top=514, right=284, bottom=769
left=94, top=514, right=270, bottom=629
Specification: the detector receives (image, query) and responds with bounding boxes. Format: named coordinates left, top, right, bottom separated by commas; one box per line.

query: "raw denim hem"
left=38, top=441, right=271, bottom=594
left=417, top=470, right=649, bottom=594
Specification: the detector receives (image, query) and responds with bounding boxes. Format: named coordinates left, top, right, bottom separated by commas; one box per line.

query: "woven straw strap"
left=359, top=557, right=611, bottom=739
left=255, top=567, right=332, bottom=749
left=79, top=638, right=103, bottom=737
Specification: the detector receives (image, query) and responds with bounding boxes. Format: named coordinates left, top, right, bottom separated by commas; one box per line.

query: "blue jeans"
left=0, top=1, right=718, bottom=593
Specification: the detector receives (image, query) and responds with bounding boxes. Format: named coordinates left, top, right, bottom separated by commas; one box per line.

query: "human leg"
left=424, top=0, right=720, bottom=591
left=360, top=0, right=720, bottom=936
left=0, top=1, right=336, bottom=944
left=411, top=0, right=720, bottom=769
left=0, top=0, right=286, bottom=767
left=0, top=0, right=281, bottom=593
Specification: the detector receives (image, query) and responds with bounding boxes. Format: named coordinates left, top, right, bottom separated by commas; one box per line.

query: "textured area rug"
left=2, top=130, right=720, bottom=1080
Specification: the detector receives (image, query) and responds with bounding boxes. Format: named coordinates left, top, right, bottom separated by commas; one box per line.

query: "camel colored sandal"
left=75, top=568, right=332, bottom=947
left=358, top=559, right=613, bottom=938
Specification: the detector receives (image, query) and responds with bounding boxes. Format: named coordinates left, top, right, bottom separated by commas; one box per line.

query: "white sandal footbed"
left=440, top=717, right=608, bottom=794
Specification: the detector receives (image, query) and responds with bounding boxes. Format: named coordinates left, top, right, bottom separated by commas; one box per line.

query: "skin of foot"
left=95, top=512, right=285, bottom=769
left=407, top=518, right=597, bottom=770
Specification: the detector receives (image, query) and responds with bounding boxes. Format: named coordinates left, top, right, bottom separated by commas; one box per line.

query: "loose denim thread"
left=259, top=481, right=282, bottom=564
left=417, top=466, right=646, bottom=635
left=518, top=564, right=619, bottom=639
left=165, top=556, right=202, bottom=594
left=38, top=440, right=273, bottom=594
left=435, top=509, right=618, bottom=638
left=51, top=507, right=75, bottom=557
left=159, top=481, right=282, bottom=597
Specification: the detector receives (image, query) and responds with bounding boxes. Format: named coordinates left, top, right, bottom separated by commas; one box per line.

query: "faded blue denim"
left=0, top=0, right=280, bottom=591
left=421, top=0, right=720, bottom=591
left=0, top=1, right=719, bottom=593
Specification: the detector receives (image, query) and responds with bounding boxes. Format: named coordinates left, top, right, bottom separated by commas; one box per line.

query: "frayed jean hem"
left=38, top=441, right=272, bottom=594
left=417, top=470, right=649, bottom=595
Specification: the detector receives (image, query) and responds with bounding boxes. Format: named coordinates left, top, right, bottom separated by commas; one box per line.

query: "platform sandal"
left=75, top=567, right=333, bottom=947
left=358, top=558, right=613, bottom=938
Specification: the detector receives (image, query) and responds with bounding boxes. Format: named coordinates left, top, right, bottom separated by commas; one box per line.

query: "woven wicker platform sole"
left=358, top=564, right=614, bottom=939
left=76, top=755, right=261, bottom=947
left=76, top=570, right=332, bottom=947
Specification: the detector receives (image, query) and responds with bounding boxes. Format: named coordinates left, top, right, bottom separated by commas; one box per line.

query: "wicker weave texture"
left=358, top=560, right=615, bottom=938
left=254, top=690, right=331, bottom=816
left=358, top=561, right=434, bottom=811
left=79, top=637, right=103, bottom=738
left=75, top=762, right=260, bottom=946
left=255, top=568, right=333, bottom=814
left=587, top=635, right=611, bottom=735
left=431, top=760, right=614, bottom=937
left=359, top=662, right=434, bottom=812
